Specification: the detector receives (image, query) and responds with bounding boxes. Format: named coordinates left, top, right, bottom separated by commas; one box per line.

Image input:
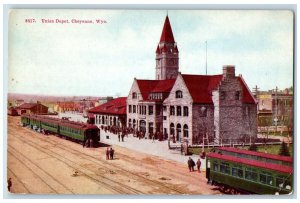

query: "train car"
left=206, top=149, right=293, bottom=195
left=215, top=147, right=293, bottom=167
left=20, top=114, right=100, bottom=147
left=59, top=120, right=100, bottom=147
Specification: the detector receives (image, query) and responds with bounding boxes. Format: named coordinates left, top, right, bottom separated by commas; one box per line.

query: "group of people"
left=106, top=147, right=115, bottom=160
left=187, top=157, right=202, bottom=173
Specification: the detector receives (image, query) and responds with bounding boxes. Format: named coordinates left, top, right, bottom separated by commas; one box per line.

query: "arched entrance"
left=139, top=120, right=146, bottom=133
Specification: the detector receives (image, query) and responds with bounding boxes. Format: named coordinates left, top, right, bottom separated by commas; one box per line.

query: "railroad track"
left=8, top=124, right=191, bottom=194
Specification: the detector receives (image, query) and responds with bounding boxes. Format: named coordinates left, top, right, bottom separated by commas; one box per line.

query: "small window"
left=163, top=116, right=167, bottom=120
left=133, top=105, right=136, bottom=113
left=260, top=171, right=273, bottom=186
left=235, top=91, right=240, bottom=100
left=175, top=90, right=183, bottom=98
left=149, top=105, right=153, bottom=115
left=245, top=168, right=258, bottom=182
left=220, top=162, right=230, bottom=174
left=183, top=106, right=189, bottom=116
left=177, top=106, right=181, bottom=116
left=132, top=92, right=137, bottom=99
left=220, top=91, right=225, bottom=100
left=232, top=165, right=243, bottom=178
left=129, top=105, right=132, bottom=113
left=170, top=106, right=175, bottom=116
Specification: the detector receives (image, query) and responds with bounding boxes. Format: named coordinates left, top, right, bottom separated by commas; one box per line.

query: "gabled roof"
left=159, top=16, right=175, bottom=43
left=181, top=74, right=256, bottom=104
left=17, top=103, right=38, bottom=109
left=181, top=74, right=223, bottom=104
left=89, top=97, right=127, bottom=115
left=136, top=79, right=176, bottom=100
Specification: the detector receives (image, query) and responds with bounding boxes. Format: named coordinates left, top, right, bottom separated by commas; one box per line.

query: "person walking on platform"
left=187, top=157, right=195, bottom=172
left=109, top=147, right=115, bottom=160
left=196, top=158, right=202, bottom=173
left=106, top=147, right=110, bottom=160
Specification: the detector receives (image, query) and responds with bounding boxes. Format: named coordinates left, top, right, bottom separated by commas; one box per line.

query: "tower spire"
left=159, top=15, right=175, bottom=43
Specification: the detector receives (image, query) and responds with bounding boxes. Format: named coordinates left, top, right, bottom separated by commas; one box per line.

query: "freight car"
left=206, top=147, right=293, bottom=195
left=20, top=114, right=100, bottom=147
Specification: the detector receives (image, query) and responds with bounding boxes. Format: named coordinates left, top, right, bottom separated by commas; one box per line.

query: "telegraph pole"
left=274, top=86, right=278, bottom=134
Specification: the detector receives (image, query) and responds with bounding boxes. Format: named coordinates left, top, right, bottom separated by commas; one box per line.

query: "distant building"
left=89, top=97, right=127, bottom=128
left=7, top=107, right=18, bottom=116
left=54, top=102, right=80, bottom=113
left=256, top=88, right=293, bottom=126
left=16, top=103, right=48, bottom=115
left=99, top=96, right=114, bottom=105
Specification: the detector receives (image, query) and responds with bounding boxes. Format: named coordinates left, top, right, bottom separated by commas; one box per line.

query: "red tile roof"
left=217, top=147, right=293, bottom=163
left=208, top=152, right=293, bottom=174
left=136, top=79, right=176, bottom=100
left=181, top=74, right=256, bottom=104
left=88, top=97, right=127, bottom=115
left=238, top=77, right=257, bottom=104
left=159, top=16, right=175, bottom=43
left=182, top=74, right=223, bottom=104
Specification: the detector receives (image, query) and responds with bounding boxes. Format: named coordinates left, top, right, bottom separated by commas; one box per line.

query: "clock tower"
left=155, top=15, right=179, bottom=80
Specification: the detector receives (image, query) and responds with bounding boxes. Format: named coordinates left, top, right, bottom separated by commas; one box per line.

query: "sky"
left=8, top=9, right=294, bottom=97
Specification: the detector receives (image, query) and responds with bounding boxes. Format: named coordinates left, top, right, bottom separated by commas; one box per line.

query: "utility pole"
left=274, top=86, right=278, bottom=134
left=205, top=41, right=207, bottom=75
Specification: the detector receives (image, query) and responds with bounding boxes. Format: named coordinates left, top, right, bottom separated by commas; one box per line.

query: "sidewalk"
left=99, top=130, right=206, bottom=170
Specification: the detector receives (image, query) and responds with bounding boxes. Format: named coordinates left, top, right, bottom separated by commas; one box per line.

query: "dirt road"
left=6, top=116, right=221, bottom=195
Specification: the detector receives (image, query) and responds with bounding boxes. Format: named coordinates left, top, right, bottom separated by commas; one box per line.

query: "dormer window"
left=176, top=90, right=183, bottom=98
left=132, top=92, right=137, bottom=99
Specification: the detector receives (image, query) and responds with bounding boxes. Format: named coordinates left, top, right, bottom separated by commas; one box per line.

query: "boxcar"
left=206, top=149, right=293, bottom=195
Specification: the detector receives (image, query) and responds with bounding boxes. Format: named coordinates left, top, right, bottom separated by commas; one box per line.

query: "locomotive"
left=20, top=114, right=100, bottom=147
left=206, top=147, right=293, bottom=195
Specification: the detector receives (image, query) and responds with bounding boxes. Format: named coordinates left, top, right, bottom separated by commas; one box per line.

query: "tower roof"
left=159, top=16, right=175, bottom=43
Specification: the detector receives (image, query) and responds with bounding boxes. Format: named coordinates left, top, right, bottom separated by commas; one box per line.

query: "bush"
left=278, top=141, right=290, bottom=156
left=249, top=144, right=258, bottom=151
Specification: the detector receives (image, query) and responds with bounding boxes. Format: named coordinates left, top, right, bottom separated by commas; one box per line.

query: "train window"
left=232, top=165, right=243, bottom=178
left=220, top=162, right=230, bottom=174
left=213, top=161, right=219, bottom=172
left=259, top=172, right=273, bottom=186
left=245, top=168, right=258, bottom=182
left=276, top=176, right=291, bottom=190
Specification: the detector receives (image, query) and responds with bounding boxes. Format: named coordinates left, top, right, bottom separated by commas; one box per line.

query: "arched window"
left=128, top=119, right=132, bottom=128
left=176, top=124, right=181, bottom=142
left=183, top=124, right=189, bottom=137
left=175, top=90, right=183, bottom=98
left=170, top=123, right=175, bottom=135
left=102, top=116, right=105, bottom=124
left=133, top=119, right=136, bottom=129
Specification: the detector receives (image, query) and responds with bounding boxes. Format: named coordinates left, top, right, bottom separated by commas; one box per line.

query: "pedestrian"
left=180, top=144, right=184, bottom=155
left=109, top=147, right=115, bottom=160
left=187, top=157, right=196, bottom=172
left=196, top=158, right=201, bottom=173
left=121, top=133, right=124, bottom=142
left=118, top=133, right=120, bottom=142
left=7, top=178, right=12, bottom=192
left=152, top=133, right=155, bottom=143
left=106, top=147, right=109, bottom=160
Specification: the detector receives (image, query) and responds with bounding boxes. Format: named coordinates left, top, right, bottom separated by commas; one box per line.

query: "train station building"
left=127, top=15, right=257, bottom=145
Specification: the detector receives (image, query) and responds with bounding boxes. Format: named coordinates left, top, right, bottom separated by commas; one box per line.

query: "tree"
left=249, top=143, right=257, bottom=151
left=279, top=141, right=290, bottom=156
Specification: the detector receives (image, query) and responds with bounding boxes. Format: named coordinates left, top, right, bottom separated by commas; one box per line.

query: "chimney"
left=223, top=65, right=235, bottom=78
